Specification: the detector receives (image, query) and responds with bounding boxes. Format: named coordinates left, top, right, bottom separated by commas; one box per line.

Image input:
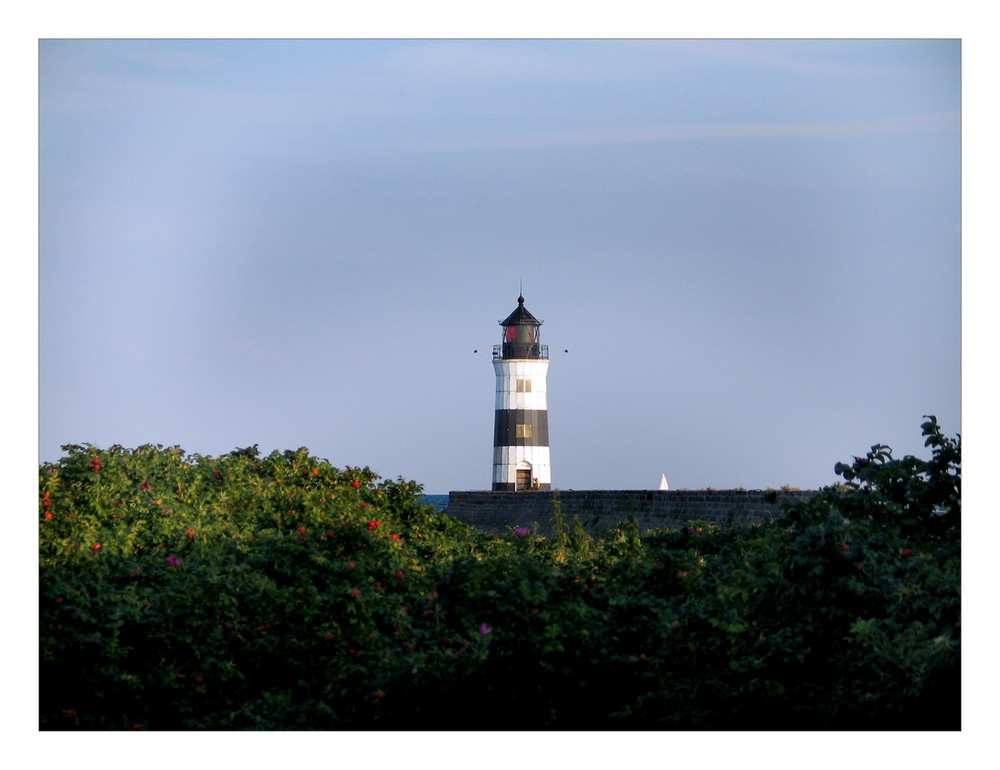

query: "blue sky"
left=37, top=38, right=961, bottom=493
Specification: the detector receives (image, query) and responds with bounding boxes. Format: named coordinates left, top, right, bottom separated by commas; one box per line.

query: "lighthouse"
left=492, top=294, right=551, bottom=491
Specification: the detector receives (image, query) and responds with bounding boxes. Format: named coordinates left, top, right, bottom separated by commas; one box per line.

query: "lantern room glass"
left=502, top=322, right=540, bottom=359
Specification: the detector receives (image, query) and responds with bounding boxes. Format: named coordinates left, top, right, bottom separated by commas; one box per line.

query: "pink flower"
left=166, top=556, right=181, bottom=567
left=478, top=623, right=493, bottom=635
left=514, top=527, right=530, bottom=538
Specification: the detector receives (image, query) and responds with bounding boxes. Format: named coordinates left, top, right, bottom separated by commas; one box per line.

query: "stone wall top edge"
left=448, top=489, right=817, bottom=495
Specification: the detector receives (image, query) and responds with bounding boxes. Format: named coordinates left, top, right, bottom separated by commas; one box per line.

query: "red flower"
left=351, top=589, right=361, bottom=597
left=901, top=548, right=914, bottom=559
left=297, top=527, right=306, bottom=535
left=325, top=530, right=334, bottom=538
left=841, top=543, right=850, bottom=551
left=185, top=528, right=195, bottom=538
left=360, top=502, right=368, bottom=509
left=42, top=499, right=51, bottom=508
left=394, top=571, right=404, bottom=580
left=44, top=512, right=53, bottom=520
left=91, top=543, right=101, bottom=551
left=390, top=533, right=399, bottom=541
left=43, top=492, right=50, bottom=499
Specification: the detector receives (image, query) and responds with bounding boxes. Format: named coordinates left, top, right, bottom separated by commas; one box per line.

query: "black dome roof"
left=499, top=294, right=542, bottom=327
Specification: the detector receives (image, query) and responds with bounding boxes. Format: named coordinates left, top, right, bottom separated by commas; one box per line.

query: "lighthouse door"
left=516, top=463, right=532, bottom=491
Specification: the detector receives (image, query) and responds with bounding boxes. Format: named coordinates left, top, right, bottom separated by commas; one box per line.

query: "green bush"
left=39, top=420, right=959, bottom=730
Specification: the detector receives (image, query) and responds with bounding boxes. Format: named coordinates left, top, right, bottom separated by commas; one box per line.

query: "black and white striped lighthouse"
left=492, top=294, right=551, bottom=491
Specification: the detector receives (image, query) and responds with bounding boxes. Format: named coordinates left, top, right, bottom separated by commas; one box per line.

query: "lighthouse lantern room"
left=492, top=294, right=551, bottom=491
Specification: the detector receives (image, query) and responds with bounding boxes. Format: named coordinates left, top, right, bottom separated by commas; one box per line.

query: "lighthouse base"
left=492, top=446, right=551, bottom=492
left=492, top=482, right=552, bottom=492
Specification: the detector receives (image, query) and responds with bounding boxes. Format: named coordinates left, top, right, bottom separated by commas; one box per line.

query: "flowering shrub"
left=39, top=423, right=959, bottom=730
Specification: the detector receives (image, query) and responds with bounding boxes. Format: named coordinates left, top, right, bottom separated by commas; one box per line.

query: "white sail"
left=658, top=473, right=669, bottom=491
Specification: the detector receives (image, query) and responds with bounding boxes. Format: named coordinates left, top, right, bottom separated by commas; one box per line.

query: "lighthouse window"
left=516, top=424, right=532, bottom=439
left=516, top=379, right=532, bottom=392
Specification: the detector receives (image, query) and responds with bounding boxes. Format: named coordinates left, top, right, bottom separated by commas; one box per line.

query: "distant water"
left=420, top=494, right=449, bottom=511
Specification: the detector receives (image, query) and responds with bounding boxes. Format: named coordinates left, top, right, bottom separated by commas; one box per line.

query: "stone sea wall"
left=444, top=489, right=816, bottom=537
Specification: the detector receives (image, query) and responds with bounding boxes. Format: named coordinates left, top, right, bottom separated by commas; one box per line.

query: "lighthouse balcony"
left=493, top=344, right=548, bottom=361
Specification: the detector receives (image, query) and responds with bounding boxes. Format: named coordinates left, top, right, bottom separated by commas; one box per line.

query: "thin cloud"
left=404, top=112, right=960, bottom=152
left=120, top=47, right=219, bottom=71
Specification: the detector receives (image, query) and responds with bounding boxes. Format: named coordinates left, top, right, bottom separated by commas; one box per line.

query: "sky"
left=37, top=38, right=962, bottom=493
